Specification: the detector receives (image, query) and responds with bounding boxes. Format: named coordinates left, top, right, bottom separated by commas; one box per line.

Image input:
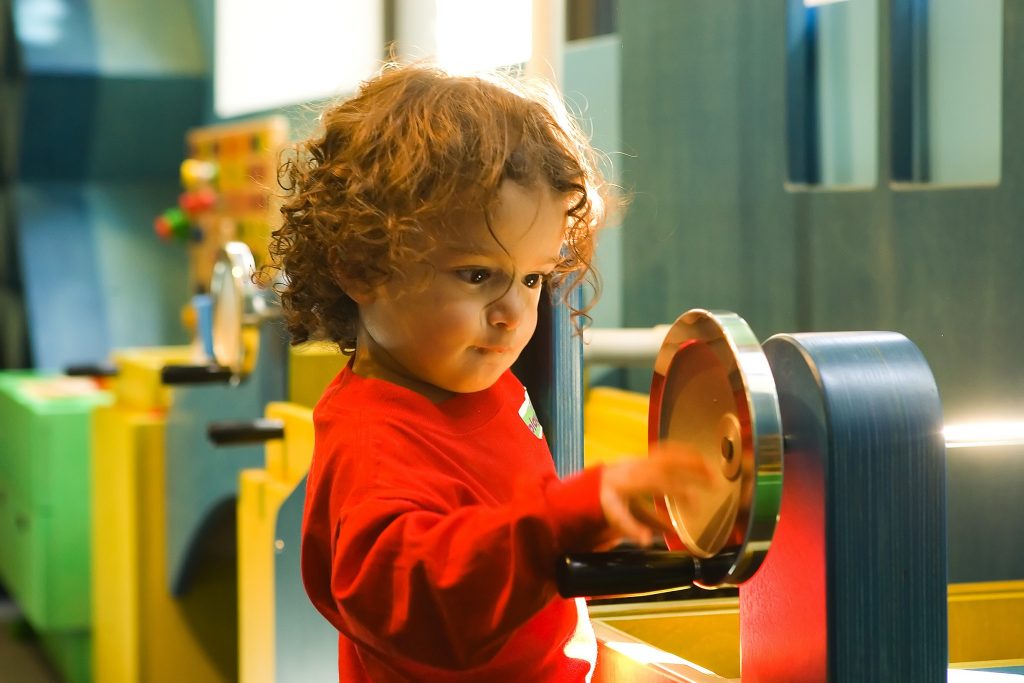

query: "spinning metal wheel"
left=210, top=241, right=280, bottom=380
left=650, top=309, right=782, bottom=587
left=557, top=309, right=783, bottom=596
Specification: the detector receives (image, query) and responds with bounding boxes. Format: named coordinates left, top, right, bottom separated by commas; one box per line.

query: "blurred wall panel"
left=619, top=0, right=1024, bottom=581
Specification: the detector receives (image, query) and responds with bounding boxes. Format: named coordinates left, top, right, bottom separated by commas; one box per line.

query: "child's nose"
left=487, top=285, right=528, bottom=330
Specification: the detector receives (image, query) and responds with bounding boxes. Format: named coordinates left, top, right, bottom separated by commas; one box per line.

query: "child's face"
left=354, top=181, right=567, bottom=402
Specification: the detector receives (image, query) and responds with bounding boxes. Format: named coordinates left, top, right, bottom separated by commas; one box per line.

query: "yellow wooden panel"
left=589, top=581, right=1024, bottom=677
left=264, top=402, right=315, bottom=485
left=136, top=411, right=233, bottom=682
left=948, top=581, right=1024, bottom=664
left=583, top=386, right=649, bottom=466
left=238, top=402, right=320, bottom=682
left=238, top=470, right=272, bottom=683
left=592, top=620, right=733, bottom=682
left=238, top=470, right=296, bottom=683
left=590, top=598, right=740, bottom=679
left=583, top=438, right=632, bottom=467
left=91, top=405, right=144, bottom=682
left=91, top=404, right=230, bottom=683
left=288, top=343, right=349, bottom=409
left=110, top=346, right=195, bottom=411
left=586, top=386, right=650, bottom=414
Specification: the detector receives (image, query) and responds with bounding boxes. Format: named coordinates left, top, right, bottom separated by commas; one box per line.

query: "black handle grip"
left=556, top=550, right=702, bottom=598
left=65, top=362, right=119, bottom=377
left=160, top=364, right=233, bottom=385
left=207, top=419, right=285, bottom=446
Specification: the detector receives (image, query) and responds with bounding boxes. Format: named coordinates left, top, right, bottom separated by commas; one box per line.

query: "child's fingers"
left=598, top=451, right=714, bottom=546
left=649, top=441, right=713, bottom=480
left=603, top=495, right=654, bottom=545
left=627, top=497, right=673, bottom=535
left=648, top=445, right=716, bottom=510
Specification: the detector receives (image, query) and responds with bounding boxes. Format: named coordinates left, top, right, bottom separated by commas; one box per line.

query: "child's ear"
left=347, top=289, right=375, bottom=305
left=339, top=278, right=376, bottom=305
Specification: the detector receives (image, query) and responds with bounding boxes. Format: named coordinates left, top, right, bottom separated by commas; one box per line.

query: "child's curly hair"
left=265, top=63, right=610, bottom=352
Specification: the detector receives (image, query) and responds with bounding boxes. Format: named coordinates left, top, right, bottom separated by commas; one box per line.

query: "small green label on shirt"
left=518, top=389, right=544, bottom=439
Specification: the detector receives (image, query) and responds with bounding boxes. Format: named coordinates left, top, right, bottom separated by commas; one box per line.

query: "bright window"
left=214, top=0, right=384, bottom=118
left=786, top=0, right=879, bottom=188
left=891, top=0, right=1003, bottom=185
left=396, top=0, right=532, bottom=74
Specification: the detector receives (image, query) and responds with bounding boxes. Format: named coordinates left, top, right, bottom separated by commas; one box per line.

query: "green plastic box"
left=0, top=372, right=112, bottom=683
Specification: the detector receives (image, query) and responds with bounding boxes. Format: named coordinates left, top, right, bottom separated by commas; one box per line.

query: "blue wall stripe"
left=18, top=73, right=98, bottom=180
left=15, top=0, right=97, bottom=74
left=15, top=181, right=109, bottom=370
left=87, top=76, right=205, bottom=180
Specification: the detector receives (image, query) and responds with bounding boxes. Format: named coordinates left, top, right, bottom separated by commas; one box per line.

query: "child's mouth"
left=475, top=346, right=511, bottom=355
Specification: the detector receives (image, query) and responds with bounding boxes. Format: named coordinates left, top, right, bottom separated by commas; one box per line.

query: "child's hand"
left=598, top=443, right=710, bottom=547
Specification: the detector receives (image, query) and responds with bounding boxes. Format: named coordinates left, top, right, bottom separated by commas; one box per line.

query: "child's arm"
left=311, top=445, right=706, bottom=670
left=598, top=447, right=711, bottom=546
left=320, top=466, right=606, bottom=668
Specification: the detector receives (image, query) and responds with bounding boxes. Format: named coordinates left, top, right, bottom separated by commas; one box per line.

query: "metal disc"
left=210, top=241, right=263, bottom=378
left=649, top=309, right=783, bottom=587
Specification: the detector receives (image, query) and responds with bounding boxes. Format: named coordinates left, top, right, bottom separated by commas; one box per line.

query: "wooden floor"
left=0, top=599, right=62, bottom=683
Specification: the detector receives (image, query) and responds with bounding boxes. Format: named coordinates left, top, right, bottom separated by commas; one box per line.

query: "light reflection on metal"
left=211, top=242, right=266, bottom=379
left=943, top=421, right=1024, bottom=449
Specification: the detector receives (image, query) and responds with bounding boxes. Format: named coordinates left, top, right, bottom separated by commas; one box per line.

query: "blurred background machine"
left=90, top=346, right=227, bottom=683
left=87, top=113, right=347, bottom=682
left=89, top=328, right=344, bottom=683
left=86, top=116, right=295, bottom=682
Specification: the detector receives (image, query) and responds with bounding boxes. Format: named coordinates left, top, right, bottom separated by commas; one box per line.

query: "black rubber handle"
left=556, top=550, right=702, bottom=598
left=207, top=418, right=285, bottom=446
left=65, top=362, right=118, bottom=377
left=160, top=364, right=233, bottom=385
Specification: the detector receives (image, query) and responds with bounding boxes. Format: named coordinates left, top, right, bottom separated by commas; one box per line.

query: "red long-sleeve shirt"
left=301, top=365, right=609, bottom=681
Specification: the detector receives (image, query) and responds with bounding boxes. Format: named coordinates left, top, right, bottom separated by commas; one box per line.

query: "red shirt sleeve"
left=299, top=368, right=610, bottom=671
left=302, top=409, right=609, bottom=671
left=328, top=467, right=604, bottom=668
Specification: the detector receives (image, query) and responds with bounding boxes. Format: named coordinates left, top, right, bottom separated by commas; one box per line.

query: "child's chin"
left=450, top=371, right=505, bottom=395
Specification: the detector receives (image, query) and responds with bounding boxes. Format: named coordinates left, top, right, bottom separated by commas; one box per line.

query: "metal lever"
left=160, top=364, right=234, bottom=385
left=64, top=362, right=118, bottom=377
left=556, top=550, right=700, bottom=598
left=207, top=418, right=285, bottom=446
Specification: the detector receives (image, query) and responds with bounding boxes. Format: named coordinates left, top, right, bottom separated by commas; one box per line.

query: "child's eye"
left=522, top=273, right=546, bottom=289
left=457, top=269, right=491, bottom=284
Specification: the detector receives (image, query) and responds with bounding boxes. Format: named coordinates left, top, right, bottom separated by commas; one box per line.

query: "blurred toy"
left=181, top=158, right=219, bottom=188
left=155, top=158, right=223, bottom=242
left=154, top=207, right=195, bottom=242
left=179, top=187, right=219, bottom=217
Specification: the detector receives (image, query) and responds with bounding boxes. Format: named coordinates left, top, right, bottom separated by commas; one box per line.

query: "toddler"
left=267, top=63, right=704, bottom=682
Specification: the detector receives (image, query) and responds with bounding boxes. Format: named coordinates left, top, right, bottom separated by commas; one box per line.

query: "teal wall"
left=621, top=0, right=1023, bottom=418
left=816, top=0, right=879, bottom=187
left=565, top=34, right=623, bottom=331
left=928, top=2, right=1002, bottom=184
left=619, top=1, right=1024, bottom=582
left=9, top=0, right=207, bottom=369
